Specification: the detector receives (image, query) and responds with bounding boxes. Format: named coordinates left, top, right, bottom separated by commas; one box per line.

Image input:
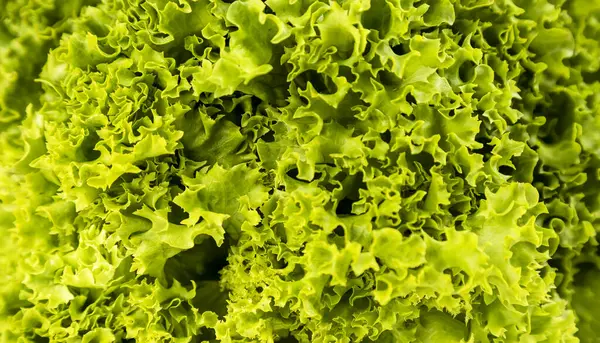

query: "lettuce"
left=1, top=0, right=599, bottom=342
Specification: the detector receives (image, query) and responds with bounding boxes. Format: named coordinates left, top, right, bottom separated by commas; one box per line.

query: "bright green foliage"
left=1, top=0, right=600, bottom=342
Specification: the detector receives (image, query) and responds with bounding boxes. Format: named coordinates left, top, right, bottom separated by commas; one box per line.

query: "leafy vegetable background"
left=1, top=0, right=600, bottom=342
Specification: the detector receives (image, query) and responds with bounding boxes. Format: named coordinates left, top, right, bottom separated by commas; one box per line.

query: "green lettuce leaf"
left=2, top=0, right=600, bottom=342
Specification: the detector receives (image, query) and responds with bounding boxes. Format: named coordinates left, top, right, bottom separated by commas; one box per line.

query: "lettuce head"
left=1, top=0, right=600, bottom=342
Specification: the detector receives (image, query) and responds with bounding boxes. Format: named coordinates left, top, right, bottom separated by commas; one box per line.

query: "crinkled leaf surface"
left=1, top=0, right=600, bottom=342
